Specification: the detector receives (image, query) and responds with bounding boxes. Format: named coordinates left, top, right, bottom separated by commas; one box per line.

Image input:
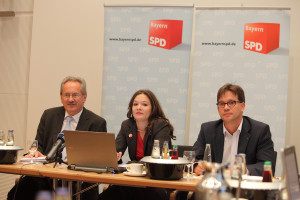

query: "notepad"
left=20, top=157, right=47, bottom=163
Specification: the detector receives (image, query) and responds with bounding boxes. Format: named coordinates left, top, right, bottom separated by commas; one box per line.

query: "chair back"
left=177, top=145, right=193, bottom=157
left=273, top=150, right=277, bottom=176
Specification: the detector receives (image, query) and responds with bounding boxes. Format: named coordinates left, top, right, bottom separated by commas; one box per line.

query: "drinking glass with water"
left=0, top=130, right=4, bottom=146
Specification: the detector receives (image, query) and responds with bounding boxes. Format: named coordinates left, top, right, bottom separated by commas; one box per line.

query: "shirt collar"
left=65, top=109, right=83, bottom=123
left=223, top=118, right=243, bottom=135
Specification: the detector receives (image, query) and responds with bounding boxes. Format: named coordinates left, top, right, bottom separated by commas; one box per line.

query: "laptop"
left=281, top=145, right=300, bottom=200
left=64, top=130, right=120, bottom=173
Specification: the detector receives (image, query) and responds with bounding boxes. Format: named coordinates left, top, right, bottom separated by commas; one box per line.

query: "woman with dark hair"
left=98, top=89, right=175, bottom=200
left=116, top=89, right=175, bottom=162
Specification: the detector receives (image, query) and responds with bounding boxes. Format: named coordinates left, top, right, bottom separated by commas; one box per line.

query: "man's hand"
left=194, top=162, right=205, bottom=176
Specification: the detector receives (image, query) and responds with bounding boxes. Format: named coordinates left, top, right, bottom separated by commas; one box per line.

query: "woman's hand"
left=117, top=152, right=122, bottom=161
left=24, top=151, right=45, bottom=158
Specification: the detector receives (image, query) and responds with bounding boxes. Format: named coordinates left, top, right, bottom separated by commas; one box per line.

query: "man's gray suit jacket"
left=192, top=116, right=274, bottom=176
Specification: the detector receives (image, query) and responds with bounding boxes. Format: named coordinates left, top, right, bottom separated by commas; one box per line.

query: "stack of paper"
left=20, top=157, right=47, bottom=163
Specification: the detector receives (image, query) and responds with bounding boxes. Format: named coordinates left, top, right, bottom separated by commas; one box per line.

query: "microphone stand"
left=53, top=145, right=67, bottom=168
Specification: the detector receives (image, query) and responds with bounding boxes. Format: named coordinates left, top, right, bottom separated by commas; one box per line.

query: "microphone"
left=46, top=132, right=65, bottom=162
left=57, top=143, right=66, bottom=154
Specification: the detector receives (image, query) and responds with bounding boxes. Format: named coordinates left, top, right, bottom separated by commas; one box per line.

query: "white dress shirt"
left=222, top=119, right=243, bottom=167
left=60, top=110, right=83, bottom=160
left=61, top=110, right=82, bottom=131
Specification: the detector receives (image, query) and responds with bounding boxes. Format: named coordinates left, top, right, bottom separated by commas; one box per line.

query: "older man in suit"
left=193, top=83, right=274, bottom=176
left=8, top=76, right=107, bottom=200
left=34, top=76, right=107, bottom=157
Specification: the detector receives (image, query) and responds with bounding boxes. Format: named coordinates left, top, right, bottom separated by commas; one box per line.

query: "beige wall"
left=0, top=0, right=33, bottom=199
left=0, top=0, right=299, bottom=199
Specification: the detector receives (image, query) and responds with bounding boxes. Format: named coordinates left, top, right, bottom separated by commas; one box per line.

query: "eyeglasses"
left=216, top=100, right=241, bottom=108
left=62, top=93, right=81, bottom=99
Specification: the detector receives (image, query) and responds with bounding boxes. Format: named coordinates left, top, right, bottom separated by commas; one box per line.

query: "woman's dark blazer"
left=116, top=118, right=172, bottom=161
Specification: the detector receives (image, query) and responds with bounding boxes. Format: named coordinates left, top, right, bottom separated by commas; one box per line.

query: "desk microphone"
left=46, top=132, right=65, bottom=162
left=57, top=143, right=66, bottom=154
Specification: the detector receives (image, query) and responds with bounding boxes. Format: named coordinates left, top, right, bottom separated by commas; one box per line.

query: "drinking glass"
left=0, top=130, right=5, bottom=146
left=28, top=140, right=38, bottom=164
left=183, top=150, right=195, bottom=179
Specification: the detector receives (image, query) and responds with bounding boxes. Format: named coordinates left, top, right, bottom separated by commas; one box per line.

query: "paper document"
left=20, top=157, right=47, bottom=163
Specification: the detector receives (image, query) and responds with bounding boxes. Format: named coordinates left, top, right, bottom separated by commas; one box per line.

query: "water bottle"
left=231, top=154, right=243, bottom=180
left=0, top=130, right=5, bottom=146
left=203, top=144, right=212, bottom=162
left=195, top=167, right=219, bottom=200
left=218, top=167, right=233, bottom=200
left=151, top=140, right=160, bottom=158
left=239, top=153, right=247, bottom=174
left=6, top=130, right=14, bottom=146
left=218, top=167, right=231, bottom=192
left=196, top=165, right=233, bottom=200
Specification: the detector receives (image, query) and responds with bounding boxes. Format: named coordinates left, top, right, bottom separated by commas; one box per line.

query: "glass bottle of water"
left=196, top=165, right=233, bottom=200
left=203, top=144, right=212, bottom=162
left=217, top=167, right=231, bottom=194
left=195, top=167, right=219, bottom=200
left=6, top=130, right=14, bottom=146
left=151, top=140, right=160, bottom=158
left=239, top=153, right=247, bottom=174
left=231, top=154, right=243, bottom=179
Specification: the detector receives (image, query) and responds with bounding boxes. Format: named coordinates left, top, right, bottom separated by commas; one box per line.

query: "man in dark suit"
left=193, top=83, right=274, bottom=176
left=8, top=76, right=107, bottom=200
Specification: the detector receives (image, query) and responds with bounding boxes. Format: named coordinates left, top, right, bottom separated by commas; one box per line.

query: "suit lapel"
left=143, top=128, right=151, bottom=153
left=238, top=117, right=251, bottom=154
left=127, top=123, right=137, bottom=160
left=76, top=107, right=88, bottom=131
left=215, top=123, right=224, bottom=163
left=52, top=107, right=65, bottom=145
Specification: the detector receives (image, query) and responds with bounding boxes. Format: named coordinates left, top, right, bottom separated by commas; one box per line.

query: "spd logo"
left=244, top=23, right=280, bottom=54
left=148, top=20, right=183, bottom=50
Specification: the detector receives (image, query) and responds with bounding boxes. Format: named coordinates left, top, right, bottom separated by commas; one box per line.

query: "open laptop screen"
left=64, top=130, right=119, bottom=173
left=282, top=146, right=300, bottom=200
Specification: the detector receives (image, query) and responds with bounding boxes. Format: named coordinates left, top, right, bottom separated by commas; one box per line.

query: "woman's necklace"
left=138, top=129, right=146, bottom=132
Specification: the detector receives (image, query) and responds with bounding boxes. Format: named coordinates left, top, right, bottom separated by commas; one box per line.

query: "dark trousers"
left=98, top=185, right=169, bottom=200
left=7, top=176, right=98, bottom=200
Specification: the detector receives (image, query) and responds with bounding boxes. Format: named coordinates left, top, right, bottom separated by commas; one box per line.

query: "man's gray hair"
left=60, top=76, right=87, bottom=95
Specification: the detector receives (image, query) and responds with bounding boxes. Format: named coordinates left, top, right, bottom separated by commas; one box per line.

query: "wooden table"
left=0, top=162, right=200, bottom=191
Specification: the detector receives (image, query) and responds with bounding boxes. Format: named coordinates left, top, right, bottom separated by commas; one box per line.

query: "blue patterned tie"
left=62, top=116, right=73, bottom=160
left=64, top=116, right=73, bottom=131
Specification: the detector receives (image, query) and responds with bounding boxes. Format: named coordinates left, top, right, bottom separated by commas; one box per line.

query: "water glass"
left=6, top=130, right=14, bottom=146
left=28, top=140, right=38, bottom=164
left=0, top=130, right=4, bottom=146
left=183, top=150, right=196, bottom=179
